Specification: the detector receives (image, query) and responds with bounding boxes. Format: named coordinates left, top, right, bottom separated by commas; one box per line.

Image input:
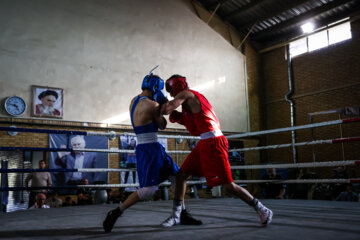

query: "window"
left=289, top=38, right=307, bottom=57
left=308, top=30, right=328, bottom=51
left=289, top=21, right=352, bottom=58
left=329, top=22, right=352, bottom=44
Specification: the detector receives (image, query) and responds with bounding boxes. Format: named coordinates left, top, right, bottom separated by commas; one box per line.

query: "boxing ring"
left=0, top=117, right=360, bottom=239
left=0, top=198, right=359, bottom=240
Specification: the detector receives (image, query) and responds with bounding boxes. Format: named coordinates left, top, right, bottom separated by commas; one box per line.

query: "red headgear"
left=165, top=75, right=189, bottom=97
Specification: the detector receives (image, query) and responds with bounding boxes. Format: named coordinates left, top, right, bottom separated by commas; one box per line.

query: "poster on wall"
left=49, top=134, right=108, bottom=193
left=32, top=85, right=63, bottom=118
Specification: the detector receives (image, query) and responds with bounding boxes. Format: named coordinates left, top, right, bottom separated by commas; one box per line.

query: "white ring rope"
left=6, top=160, right=356, bottom=174
left=227, top=119, right=351, bottom=139
left=229, top=137, right=360, bottom=152
left=78, top=183, right=171, bottom=188
left=74, top=160, right=358, bottom=172
left=78, top=168, right=136, bottom=172
left=3, top=159, right=352, bottom=173
left=75, top=178, right=360, bottom=188
left=233, top=179, right=360, bottom=184
left=65, top=148, right=192, bottom=154
left=229, top=139, right=332, bottom=152
left=230, top=160, right=359, bottom=170
left=120, top=132, right=200, bottom=140
left=78, top=148, right=134, bottom=153
left=4, top=178, right=358, bottom=191
left=81, top=181, right=209, bottom=187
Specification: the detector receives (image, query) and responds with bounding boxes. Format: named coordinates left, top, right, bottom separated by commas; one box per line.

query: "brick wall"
left=0, top=118, right=195, bottom=211
left=256, top=20, right=360, bottom=179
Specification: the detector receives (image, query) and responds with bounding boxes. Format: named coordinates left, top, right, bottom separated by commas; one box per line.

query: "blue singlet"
left=130, top=96, right=179, bottom=188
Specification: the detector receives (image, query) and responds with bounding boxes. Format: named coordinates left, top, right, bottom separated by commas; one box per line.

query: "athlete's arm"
left=153, top=102, right=167, bottom=130
left=161, top=90, right=192, bottom=115
left=129, top=97, right=136, bottom=114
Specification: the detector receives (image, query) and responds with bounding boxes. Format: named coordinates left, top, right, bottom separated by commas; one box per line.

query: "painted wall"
left=0, top=0, right=248, bottom=132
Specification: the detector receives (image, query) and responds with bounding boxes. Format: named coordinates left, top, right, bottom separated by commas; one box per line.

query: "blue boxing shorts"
left=135, top=142, right=179, bottom=188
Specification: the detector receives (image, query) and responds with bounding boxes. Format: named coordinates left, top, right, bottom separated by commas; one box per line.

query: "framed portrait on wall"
left=31, top=85, right=63, bottom=118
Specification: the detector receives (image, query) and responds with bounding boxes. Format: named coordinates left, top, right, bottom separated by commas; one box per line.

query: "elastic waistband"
left=136, top=132, right=158, bottom=145
left=200, top=129, right=223, bottom=140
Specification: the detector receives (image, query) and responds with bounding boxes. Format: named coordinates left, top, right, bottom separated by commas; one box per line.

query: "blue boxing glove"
left=153, top=89, right=168, bottom=105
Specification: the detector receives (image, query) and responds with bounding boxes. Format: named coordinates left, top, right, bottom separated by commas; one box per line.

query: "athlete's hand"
left=169, top=110, right=184, bottom=124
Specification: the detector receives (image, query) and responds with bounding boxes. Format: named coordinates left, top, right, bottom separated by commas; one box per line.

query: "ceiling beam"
left=208, top=0, right=232, bottom=11
left=233, top=0, right=312, bottom=30
left=224, top=0, right=265, bottom=20
left=207, top=3, right=222, bottom=24
left=252, top=0, right=357, bottom=41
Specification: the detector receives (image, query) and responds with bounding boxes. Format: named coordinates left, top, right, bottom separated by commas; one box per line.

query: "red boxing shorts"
left=180, top=135, right=233, bottom=187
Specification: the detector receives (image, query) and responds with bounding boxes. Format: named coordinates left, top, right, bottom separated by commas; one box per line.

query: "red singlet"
left=180, top=90, right=233, bottom=187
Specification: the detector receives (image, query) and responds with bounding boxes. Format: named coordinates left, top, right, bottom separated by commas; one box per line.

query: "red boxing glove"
left=169, top=110, right=184, bottom=125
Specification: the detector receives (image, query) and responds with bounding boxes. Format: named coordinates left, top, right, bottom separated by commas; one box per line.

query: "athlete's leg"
left=103, top=190, right=140, bottom=233
left=174, top=170, right=188, bottom=201
left=223, top=182, right=253, bottom=204
left=162, top=170, right=202, bottom=227
left=104, top=183, right=160, bottom=233
left=223, top=182, right=273, bottom=225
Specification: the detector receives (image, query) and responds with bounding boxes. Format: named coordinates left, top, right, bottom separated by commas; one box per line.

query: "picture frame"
left=31, top=85, right=63, bottom=118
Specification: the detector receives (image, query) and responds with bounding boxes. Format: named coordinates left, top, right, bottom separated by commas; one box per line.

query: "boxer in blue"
left=103, top=72, right=200, bottom=233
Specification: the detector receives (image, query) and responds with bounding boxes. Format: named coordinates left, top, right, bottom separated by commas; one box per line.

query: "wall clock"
left=4, top=96, right=27, bottom=116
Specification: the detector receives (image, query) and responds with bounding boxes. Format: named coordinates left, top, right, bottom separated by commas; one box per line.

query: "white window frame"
left=289, top=20, right=352, bottom=58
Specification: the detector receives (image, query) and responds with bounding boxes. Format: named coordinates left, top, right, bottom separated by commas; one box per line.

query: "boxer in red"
left=161, top=75, right=273, bottom=227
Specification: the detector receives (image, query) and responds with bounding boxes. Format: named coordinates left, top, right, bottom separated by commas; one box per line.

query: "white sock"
left=173, top=200, right=182, bottom=219
left=252, top=198, right=264, bottom=211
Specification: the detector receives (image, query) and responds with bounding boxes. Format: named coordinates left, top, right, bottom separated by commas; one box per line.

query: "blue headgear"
left=141, top=65, right=168, bottom=104
left=141, top=74, right=164, bottom=94
left=141, top=65, right=164, bottom=94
